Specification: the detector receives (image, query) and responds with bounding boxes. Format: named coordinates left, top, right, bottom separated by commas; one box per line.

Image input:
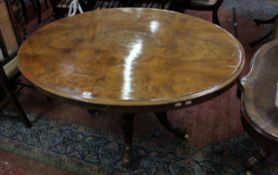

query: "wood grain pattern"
left=241, top=39, right=278, bottom=142
left=18, top=8, right=244, bottom=111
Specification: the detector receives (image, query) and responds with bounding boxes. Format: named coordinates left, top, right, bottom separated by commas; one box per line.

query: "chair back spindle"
left=0, top=0, right=21, bottom=65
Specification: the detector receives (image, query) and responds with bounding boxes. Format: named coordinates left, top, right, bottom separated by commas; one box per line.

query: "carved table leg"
left=243, top=148, right=269, bottom=170
left=121, top=113, right=135, bottom=167
left=155, top=112, right=188, bottom=141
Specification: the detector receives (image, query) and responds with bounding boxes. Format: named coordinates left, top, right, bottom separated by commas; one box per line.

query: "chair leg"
left=212, top=9, right=220, bottom=25
left=170, top=0, right=186, bottom=13
left=18, top=0, right=28, bottom=22
left=35, top=0, right=42, bottom=23
left=0, top=68, right=32, bottom=128
left=8, top=90, right=32, bottom=128
left=30, top=0, right=37, bottom=12
left=232, top=7, right=238, bottom=38
left=44, top=0, right=49, bottom=8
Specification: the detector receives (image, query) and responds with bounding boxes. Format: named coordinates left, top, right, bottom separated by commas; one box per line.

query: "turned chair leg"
left=212, top=9, right=220, bottom=25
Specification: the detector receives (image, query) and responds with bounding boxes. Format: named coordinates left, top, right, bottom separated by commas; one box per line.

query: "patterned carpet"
left=0, top=113, right=277, bottom=175
left=222, top=0, right=278, bottom=19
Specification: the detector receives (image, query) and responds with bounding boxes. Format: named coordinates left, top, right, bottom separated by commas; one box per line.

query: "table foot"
left=155, top=112, right=188, bottom=141
left=122, top=147, right=132, bottom=167
left=243, top=149, right=269, bottom=170
left=121, top=113, right=134, bottom=167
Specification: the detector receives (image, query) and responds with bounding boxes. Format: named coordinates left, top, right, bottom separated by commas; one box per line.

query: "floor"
left=0, top=3, right=273, bottom=175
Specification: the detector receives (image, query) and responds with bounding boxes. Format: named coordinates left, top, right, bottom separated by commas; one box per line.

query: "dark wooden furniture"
left=250, top=15, right=278, bottom=47
left=240, top=39, right=278, bottom=170
left=50, top=0, right=96, bottom=19
left=32, top=0, right=49, bottom=23
left=0, top=0, right=32, bottom=128
left=18, top=8, right=245, bottom=166
left=172, top=0, right=223, bottom=25
left=130, top=0, right=173, bottom=9
left=187, top=0, right=223, bottom=25
left=51, top=0, right=174, bottom=19
left=91, top=0, right=126, bottom=9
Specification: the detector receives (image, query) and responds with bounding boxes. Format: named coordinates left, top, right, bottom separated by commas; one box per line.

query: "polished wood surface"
left=18, top=8, right=244, bottom=110
left=241, top=39, right=278, bottom=142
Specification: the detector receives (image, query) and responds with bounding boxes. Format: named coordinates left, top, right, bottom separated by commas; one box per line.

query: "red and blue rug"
left=0, top=112, right=277, bottom=174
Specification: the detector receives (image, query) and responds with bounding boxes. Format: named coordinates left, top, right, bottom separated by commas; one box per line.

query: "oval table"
left=18, top=8, right=245, bottom=167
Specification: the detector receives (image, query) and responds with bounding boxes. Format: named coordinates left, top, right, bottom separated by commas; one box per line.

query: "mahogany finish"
left=18, top=8, right=245, bottom=167
left=241, top=39, right=278, bottom=144
left=18, top=8, right=244, bottom=112
left=240, top=39, right=278, bottom=170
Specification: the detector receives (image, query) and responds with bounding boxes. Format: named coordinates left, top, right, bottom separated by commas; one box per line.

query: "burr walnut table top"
left=18, top=8, right=245, bottom=111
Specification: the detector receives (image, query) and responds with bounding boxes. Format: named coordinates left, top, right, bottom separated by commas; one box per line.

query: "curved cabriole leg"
left=121, top=113, right=135, bottom=167
left=155, top=112, right=188, bottom=141
left=243, top=149, right=269, bottom=171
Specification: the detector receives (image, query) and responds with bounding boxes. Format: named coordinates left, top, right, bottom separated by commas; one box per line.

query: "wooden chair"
left=51, top=0, right=173, bottom=19
left=130, top=0, right=173, bottom=9
left=32, top=0, right=50, bottom=23
left=0, top=0, right=32, bottom=128
left=240, top=39, right=278, bottom=170
left=172, top=0, right=223, bottom=25
left=65, top=0, right=124, bottom=16
left=187, top=0, right=223, bottom=25
left=52, top=0, right=121, bottom=19
left=50, top=0, right=100, bottom=18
